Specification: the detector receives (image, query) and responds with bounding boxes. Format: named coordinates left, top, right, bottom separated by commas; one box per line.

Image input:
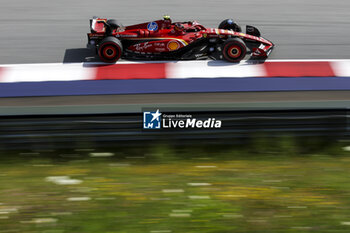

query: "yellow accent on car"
left=127, top=38, right=188, bottom=46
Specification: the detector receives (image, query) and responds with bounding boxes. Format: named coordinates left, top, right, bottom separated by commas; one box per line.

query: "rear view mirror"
left=246, top=25, right=261, bottom=37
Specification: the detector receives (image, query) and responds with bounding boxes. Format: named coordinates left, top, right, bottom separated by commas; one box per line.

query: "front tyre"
left=98, top=37, right=123, bottom=63
left=222, top=38, right=247, bottom=63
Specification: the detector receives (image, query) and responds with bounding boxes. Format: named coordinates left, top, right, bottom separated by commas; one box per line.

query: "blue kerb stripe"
left=0, top=77, right=347, bottom=98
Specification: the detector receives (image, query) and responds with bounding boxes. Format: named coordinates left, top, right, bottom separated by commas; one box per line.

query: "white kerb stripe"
left=0, top=63, right=96, bottom=83
left=330, top=61, right=350, bottom=77
left=166, top=61, right=266, bottom=79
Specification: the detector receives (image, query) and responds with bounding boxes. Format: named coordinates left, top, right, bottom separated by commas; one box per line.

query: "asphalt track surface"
left=0, top=0, right=350, bottom=64
left=1, top=0, right=350, bottom=109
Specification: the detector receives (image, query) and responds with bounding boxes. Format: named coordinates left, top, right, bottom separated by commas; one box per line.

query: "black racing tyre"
left=222, top=38, right=247, bottom=63
left=218, top=19, right=242, bottom=32
left=98, top=37, right=123, bottom=63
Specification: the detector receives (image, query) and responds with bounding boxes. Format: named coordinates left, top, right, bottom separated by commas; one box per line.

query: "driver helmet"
left=174, top=23, right=185, bottom=32
left=226, top=19, right=242, bottom=32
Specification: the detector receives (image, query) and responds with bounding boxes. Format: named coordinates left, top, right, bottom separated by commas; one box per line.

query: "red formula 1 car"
left=87, top=16, right=274, bottom=63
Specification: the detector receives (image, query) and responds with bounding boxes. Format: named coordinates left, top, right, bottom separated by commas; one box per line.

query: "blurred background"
left=1, top=0, right=350, bottom=232
left=0, top=0, right=350, bottom=63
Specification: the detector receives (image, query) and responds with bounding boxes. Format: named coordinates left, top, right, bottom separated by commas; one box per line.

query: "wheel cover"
left=102, top=45, right=117, bottom=59
left=99, top=41, right=122, bottom=63
left=227, top=45, right=241, bottom=58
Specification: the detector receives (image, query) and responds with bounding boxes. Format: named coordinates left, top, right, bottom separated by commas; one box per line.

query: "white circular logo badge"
left=147, top=22, right=158, bottom=31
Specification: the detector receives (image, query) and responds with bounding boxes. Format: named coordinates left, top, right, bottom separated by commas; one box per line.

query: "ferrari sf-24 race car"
left=87, top=16, right=274, bottom=63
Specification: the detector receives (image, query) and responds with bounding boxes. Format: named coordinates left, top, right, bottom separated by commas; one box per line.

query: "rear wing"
left=90, top=17, right=107, bottom=33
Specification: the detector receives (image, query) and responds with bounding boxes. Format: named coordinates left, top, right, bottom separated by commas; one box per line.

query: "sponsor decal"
left=154, top=42, right=166, bottom=47
left=116, top=34, right=138, bottom=38
left=134, top=42, right=153, bottom=51
left=155, top=48, right=167, bottom=52
left=143, top=109, right=222, bottom=130
left=89, top=33, right=104, bottom=37
left=147, top=22, right=158, bottom=31
left=195, top=53, right=205, bottom=58
left=167, top=41, right=180, bottom=51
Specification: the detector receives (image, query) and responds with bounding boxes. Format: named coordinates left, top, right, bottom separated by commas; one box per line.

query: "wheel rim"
left=227, top=45, right=241, bottom=58
left=102, top=46, right=117, bottom=59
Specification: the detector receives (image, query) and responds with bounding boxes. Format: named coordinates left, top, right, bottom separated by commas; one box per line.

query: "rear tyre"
left=218, top=19, right=242, bottom=32
left=222, top=38, right=247, bottom=63
left=98, top=37, right=123, bottom=63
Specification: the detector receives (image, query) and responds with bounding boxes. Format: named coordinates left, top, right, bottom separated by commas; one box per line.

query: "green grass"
left=1, top=138, right=350, bottom=232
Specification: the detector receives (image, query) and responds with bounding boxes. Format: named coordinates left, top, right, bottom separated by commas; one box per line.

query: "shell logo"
left=167, top=41, right=180, bottom=51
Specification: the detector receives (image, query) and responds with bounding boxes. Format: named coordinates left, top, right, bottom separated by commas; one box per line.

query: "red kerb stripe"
left=0, top=67, right=4, bottom=81
left=264, top=62, right=335, bottom=77
left=94, top=63, right=167, bottom=80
